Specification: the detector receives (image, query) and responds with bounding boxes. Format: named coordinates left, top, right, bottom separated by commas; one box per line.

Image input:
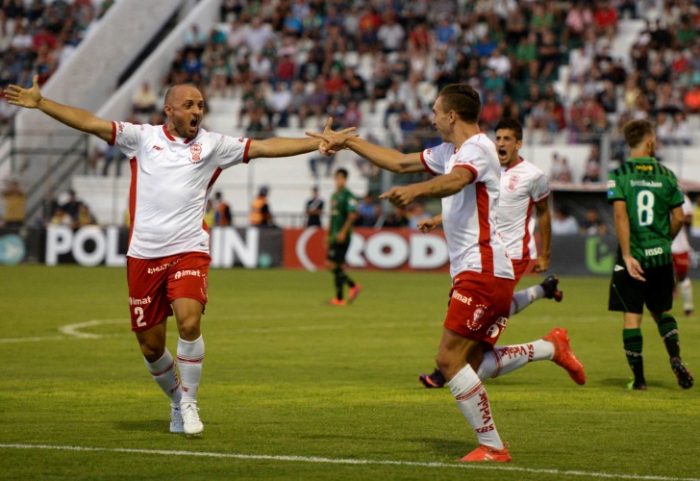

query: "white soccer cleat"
left=180, top=401, right=204, bottom=435
left=170, top=403, right=184, bottom=434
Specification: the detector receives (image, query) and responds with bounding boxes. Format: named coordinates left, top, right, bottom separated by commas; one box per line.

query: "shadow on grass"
left=597, top=377, right=665, bottom=389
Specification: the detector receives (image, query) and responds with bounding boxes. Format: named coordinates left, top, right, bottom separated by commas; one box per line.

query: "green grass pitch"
left=0, top=265, right=698, bottom=481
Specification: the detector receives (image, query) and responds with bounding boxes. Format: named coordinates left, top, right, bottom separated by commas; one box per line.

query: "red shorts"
left=444, top=271, right=516, bottom=345
left=512, top=258, right=533, bottom=283
left=673, top=252, right=690, bottom=280
left=126, top=252, right=210, bottom=332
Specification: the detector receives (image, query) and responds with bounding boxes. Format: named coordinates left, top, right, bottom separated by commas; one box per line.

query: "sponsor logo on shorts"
left=129, top=296, right=152, bottom=306
left=485, top=316, right=508, bottom=339
left=174, top=269, right=202, bottom=280
left=147, top=264, right=169, bottom=274
left=451, top=291, right=472, bottom=305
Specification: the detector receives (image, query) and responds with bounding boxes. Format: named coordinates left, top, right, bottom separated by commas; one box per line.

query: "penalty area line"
left=0, top=443, right=697, bottom=481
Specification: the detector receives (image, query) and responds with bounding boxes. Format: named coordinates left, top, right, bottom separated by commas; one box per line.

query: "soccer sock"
left=477, top=340, right=555, bottom=380
left=622, top=328, right=645, bottom=383
left=679, top=278, right=693, bottom=312
left=177, top=336, right=205, bottom=403
left=447, top=364, right=504, bottom=450
left=346, top=275, right=356, bottom=288
left=144, top=349, right=182, bottom=404
left=510, top=285, right=545, bottom=316
left=655, top=313, right=680, bottom=358
left=333, top=267, right=344, bottom=300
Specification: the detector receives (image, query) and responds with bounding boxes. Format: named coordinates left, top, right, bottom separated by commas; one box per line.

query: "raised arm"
left=534, top=198, right=551, bottom=272
left=3, top=75, right=113, bottom=143
left=249, top=117, right=355, bottom=159
left=381, top=168, right=474, bottom=207
left=613, top=200, right=645, bottom=281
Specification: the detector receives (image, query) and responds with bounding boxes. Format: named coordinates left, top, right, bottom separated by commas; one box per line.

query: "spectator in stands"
left=408, top=203, right=431, bottom=230
left=249, top=186, right=273, bottom=227
left=213, top=191, right=232, bottom=226
left=581, top=208, right=607, bottom=236
left=1, top=180, right=25, bottom=228
left=49, top=206, right=72, bottom=226
left=356, top=194, right=379, bottom=227
left=684, top=82, right=700, bottom=113
left=75, top=202, right=96, bottom=227
left=203, top=200, right=215, bottom=229
left=384, top=206, right=409, bottom=228
left=582, top=145, right=601, bottom=183
left=551, top=205, right=580, bottom=235
left=377, top=11, right=404, bottom=52
left=550, top=153, right=573, bottom=183
left=61, top=189, right=80, bottom=222
left=267, top=82, right=292, bottom=127
left=244, top=17, right=274, bottom=54
left=132, top=81, right=157, bottom=115
left=305, top=186, right=323, bottom=227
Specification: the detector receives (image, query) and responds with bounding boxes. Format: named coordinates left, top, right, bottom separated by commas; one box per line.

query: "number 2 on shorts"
left=134, top=306, right=146, bottom=327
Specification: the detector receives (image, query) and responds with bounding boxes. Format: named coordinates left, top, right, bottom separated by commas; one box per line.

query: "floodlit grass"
left=1, top=265, right=698, bottom=480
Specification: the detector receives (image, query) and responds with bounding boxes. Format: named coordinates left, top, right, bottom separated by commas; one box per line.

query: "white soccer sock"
left=177, top=336, right=205, bottom=403
left=477, top=340, right=555, bottom=380
left=510, top=285, right=545, bottom=315
left=679, top=278, right=694, bottom=312
left=447, top=364, right=504, bottom=450
left=144, top=349, right=182, bottom=404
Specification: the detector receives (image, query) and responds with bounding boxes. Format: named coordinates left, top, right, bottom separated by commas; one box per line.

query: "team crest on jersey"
left=189, top=142, right=203, bottom=163
left=506, top=173, right=519, bottom=192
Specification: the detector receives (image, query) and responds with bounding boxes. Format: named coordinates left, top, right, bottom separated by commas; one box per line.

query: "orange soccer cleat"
left=329, top=298, right=347, bottom=306
left=348, top=284, right=362, bottom=303
left=543, top=328, right=586, bottom=385
left=461, top=445, right=512, bottom=463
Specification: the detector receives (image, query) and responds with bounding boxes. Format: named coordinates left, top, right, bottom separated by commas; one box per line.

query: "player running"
left=671, top=193, right=694, bottom=316
left=4, top=76, right=350, bottom=435
left=417, top=118, right=564, bottom=388
left=327, top=168, right=361, bottom=306
left=607, top=119, right=693, bottom=390
left=309, top=84, right=585, bottom=462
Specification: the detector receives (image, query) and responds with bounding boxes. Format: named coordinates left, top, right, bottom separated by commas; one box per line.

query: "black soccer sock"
left=623, top=328, right=645, bottom=384
left=333, top=267, right=345, bottom=300
left=346, top=275, right=356, bottom=288
left=655, top=313, right=680, bottom=358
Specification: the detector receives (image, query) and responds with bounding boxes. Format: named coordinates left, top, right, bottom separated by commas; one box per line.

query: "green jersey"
left=329, top=188, right=357, bottom=243
left=607, top=156, right=684, bottom=268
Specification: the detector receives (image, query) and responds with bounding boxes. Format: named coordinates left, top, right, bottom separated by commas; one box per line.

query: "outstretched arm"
left=307, top=130, right=424, bottom=174
left=3, top=75, right=113, bottom=143
left=249, top=117, right=355, bottom=159
left=533, top=198, right=551, bottom=272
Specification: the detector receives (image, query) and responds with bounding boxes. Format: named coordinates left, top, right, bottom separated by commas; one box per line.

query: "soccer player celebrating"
left=671, top=193, right=694, bottom=316
left=327, top=168, right=360, bottom=306
left=608, top=119, right=694, bottom=390
left=4, top=76, right=349, bottom=435
left=416, top=117, right=563, bottom=388
left=309, top=84, right=585, bottom=462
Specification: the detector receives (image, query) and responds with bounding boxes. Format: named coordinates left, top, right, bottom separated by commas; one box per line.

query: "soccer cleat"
left=540, top=275, right=563, bottom=302
left=543, top=328, right=586, bottom=385
left=170, top=403, right=184, bottom=434
left=348, top=284, right=362, bottom=303
left=419, top=368, right=446, bottom=388
left=670, top=357, right=694, bottom=389
left=626, top=379, right=648, bottom=391
left=329, top=298, right=347, bottom=306
left=461, top=445, right=512, bottom=463
left=180, top=401, right=204, bottom=435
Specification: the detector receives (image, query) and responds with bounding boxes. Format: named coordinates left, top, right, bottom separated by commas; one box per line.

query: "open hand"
left=417, top=217, right=440, bottom=233
left=380, top=185, right=418, bottom=208
left=3, top=75, right=42, bottom=109
left=624, top=255, right=645, bottom=282
left=306, top=117, right=357, bottom=155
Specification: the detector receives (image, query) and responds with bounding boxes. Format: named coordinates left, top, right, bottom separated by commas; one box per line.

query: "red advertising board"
left=283, top=227, right=451, bottom=272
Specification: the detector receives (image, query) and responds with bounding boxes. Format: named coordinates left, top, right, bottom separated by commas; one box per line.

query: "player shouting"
left=309, top=84, right=585, bottom=462
left=4, top=76, right=350, bottom=435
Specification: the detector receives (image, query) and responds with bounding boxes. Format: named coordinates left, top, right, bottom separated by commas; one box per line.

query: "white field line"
left=0, top=443, right=697, bottom=481
left=58, top=319, right=124, bottom=339
left=0, top=335, right=65, bottom=344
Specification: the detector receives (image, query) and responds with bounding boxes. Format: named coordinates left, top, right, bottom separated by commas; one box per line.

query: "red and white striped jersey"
left=497, top=158, right=550, bottom=261
left=421, top=134, right=514, bottom=280
left=671, top=194, right=693, bottom=254
left=110, top=122, right=250, bottom=259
